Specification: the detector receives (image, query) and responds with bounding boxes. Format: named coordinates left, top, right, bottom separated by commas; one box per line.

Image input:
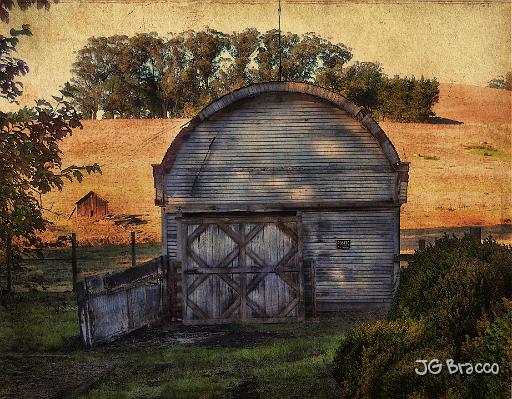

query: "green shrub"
left=392, top=235, right=512, bottom=355
left=332, top=319, right=468, bottom=399
left=464, top=302, right=512, bottom=399
left=334, top=319, right=417, bottom=398
left=333, top=236, right=512, bottom=399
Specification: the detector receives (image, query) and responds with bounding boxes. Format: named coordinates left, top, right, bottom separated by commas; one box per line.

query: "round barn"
left=153, top=82, right=409, bottom=324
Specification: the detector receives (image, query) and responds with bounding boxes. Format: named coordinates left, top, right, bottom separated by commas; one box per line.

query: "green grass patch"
left=2, top=290, right=353, bottom=398
left=470, top=148, right=498, bottom=157
left=78, top=326, right=346, bottom=399
left=463, top=142, right=506, bottom=158
left=414, top=153, right=440, bottom=161
left=0, top=292, right=79, bottom=352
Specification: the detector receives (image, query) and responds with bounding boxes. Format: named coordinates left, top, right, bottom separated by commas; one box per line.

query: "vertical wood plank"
left=177, top=218, right=189, bottom=320
left=167, top=258, right=176, bottom=321
left=239, top=223, right=247, bottom=320
left=126, top=288, right=133, bottom=330
left=418, top=239, right=426, bottom=251
left=296, top=213, right=305, bottom=319
left=161, top=208, right=168, bottom=256
left=395, top=207, right=401, bottom=290
left=470, top=226, right=482, bottom=243
left=310, top=259, right=317, bottom=318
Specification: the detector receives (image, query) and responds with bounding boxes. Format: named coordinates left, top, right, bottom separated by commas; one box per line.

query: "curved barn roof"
left=153, top=82, right=409, bottom=208
left=157, top=82, right=402, bottom=173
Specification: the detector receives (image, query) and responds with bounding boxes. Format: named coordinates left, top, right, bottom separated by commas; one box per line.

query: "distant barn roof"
left=76, top=191, right=109, bottom=205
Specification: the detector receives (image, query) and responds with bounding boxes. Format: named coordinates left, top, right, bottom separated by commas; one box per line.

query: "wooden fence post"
left=167, top=258, right=176, bottom=321
left=418, top=239, right=426, bottom=251
left=71, top=233, right=78, bottom=292
left=469, top=227, right=482, bottom=243
left=131, top=231, right=136, bottom=267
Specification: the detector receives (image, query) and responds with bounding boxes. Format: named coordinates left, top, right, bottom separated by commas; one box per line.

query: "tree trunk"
left=162, top=99, right=169, bottom=119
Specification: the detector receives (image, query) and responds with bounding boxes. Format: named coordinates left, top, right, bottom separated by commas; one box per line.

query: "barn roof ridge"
left=75, top=191, right=109, bottom=205
left=198, top=81, right=363, bottom=122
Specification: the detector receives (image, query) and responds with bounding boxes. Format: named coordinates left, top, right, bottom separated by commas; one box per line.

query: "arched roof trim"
left=154, top=82, right=405, bottom=192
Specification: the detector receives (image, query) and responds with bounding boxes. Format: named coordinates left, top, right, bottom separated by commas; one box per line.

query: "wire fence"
left=8, top=232, right=161, bottom=293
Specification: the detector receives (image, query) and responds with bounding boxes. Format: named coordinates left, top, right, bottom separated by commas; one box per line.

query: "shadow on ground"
left=428, top=116, right=464, bottom=125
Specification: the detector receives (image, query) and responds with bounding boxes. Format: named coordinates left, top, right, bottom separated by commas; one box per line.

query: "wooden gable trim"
left=164, top=200, right=400, bottom=214
left=75, top=191, right=109, bottom=205
left=397, top=162, right=410, bottom=204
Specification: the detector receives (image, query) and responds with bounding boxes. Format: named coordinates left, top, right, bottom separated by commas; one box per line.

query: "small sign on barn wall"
left=336, top=239, right=351, bottom=250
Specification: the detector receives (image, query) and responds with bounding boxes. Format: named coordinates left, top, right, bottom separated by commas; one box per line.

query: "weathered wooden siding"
left=161, top=208, right=167, bottom=255
left=77, top=193, right=108, bottom=219
left=302, top=210, right=397, bottom=310
left=164, top=92, right=396, bottom=208
left=166, top=213, right=178, bottom=259
left=77, top=257, right=168, bottom=348
left=157, top=84, right=408, bottom=317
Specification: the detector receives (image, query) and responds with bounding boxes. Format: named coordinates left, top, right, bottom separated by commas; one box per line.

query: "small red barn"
left=76, top=191, right=109, bottom=219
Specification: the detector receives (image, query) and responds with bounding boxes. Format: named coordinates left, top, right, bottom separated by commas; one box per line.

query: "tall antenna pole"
left=278, top=0, right=282, bottom=81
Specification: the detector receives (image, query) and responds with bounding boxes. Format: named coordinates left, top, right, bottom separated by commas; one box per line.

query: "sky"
left=1, top=0, right=511, bottom=110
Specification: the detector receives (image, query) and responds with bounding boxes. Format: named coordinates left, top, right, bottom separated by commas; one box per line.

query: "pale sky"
left=1, top=0, right=511, bottom=110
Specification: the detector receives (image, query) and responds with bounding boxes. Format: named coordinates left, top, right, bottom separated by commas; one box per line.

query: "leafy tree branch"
left=1, top=25, right=100, bottom=293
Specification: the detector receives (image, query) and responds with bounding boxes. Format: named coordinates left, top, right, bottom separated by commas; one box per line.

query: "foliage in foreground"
left=0, top=0, right=56, bottom=23
left=333, top=236, right=512, bottom=399
left=0, top=26, right=100, bottom=292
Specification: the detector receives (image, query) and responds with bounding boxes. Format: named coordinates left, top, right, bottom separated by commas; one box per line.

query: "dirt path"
left=0, top=326, right=284, bottom=399
left=0, top=355, right=114, bottom=399
left=97, top=324, right=287, bottom=352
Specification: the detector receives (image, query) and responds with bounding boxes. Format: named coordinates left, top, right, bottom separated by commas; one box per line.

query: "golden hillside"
left=41, top=84, right=511, bottom=245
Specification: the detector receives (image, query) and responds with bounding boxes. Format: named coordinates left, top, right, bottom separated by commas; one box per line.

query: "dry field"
left=383, top=84, right=511, bottom=230
left=41, top=84, right=511, bottom=246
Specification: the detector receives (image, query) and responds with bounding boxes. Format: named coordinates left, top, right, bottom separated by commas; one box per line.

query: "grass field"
left=39, top=83, right=511, bottom=246
left=381, top=84, right=511, bottom=233
left=0, top=291, right=366, bottom=399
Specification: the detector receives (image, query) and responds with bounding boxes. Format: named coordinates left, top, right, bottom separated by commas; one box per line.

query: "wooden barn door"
left=178, top=215, right=304, bottom=324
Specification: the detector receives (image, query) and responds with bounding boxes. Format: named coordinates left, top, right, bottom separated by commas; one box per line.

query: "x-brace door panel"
left=179, top=215, right=304, bottom=324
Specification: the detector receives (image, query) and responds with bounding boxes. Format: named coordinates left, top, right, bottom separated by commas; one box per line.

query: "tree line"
left=64, top=29, right=439, bottom=122
left=487, top=72, right=511, bottom=91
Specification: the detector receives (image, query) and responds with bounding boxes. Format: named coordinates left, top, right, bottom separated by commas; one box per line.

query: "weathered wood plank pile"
left=77, top=257, right=169, bottom=348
